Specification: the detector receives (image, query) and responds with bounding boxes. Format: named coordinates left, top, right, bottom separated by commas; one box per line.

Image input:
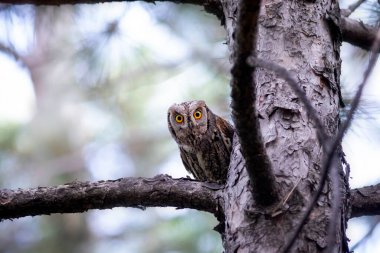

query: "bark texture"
left=229, top=0, right=279, bottom=207
left=351, top=183, right=380, bottom=218
left=220, top=1, right=345, bottom=252
left=0, top=173, right=376, bottom=221
left=0, top=175, right=222, bottom=221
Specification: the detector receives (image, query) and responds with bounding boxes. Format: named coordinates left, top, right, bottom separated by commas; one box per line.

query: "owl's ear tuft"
left=168, top=103, right=178, bottom=112
left=197, top=100, right=206, bottom=106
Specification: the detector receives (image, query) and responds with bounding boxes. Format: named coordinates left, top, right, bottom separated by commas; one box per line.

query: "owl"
left=167, top=100, right=234, bottom=183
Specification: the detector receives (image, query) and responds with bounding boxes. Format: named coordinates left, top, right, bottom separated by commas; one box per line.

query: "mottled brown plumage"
left=167, top=100, right=234, bottom=183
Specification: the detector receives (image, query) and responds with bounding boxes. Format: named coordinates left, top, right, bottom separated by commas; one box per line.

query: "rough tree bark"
left=2, top=0, right=379, bottom=253
left=0, top=176, right=222, bottom=220
left=219, top=1, right=345, bottom=252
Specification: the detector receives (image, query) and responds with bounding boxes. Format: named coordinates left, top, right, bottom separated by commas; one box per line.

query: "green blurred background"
left=0, top=3, right=228, bottom=253
left=0, top=1, right=380, bottom=252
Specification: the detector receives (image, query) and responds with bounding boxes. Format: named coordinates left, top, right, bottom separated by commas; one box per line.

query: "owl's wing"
left=179, top=148, right=192, bottom=173
left=216, top=116, right=234, bottom=151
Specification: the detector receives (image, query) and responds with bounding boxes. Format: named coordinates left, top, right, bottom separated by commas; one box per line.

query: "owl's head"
left=167, top=100, right=211, bottom=143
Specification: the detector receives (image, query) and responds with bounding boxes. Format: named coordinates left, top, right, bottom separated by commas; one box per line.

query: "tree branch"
left=341, top=0, right=366, bottom=17
left=350, top=216, right=380, bottom=251
left=0, top=0, right=225, bottom=26
left=0, top=41, right=28, bottom=66
left=0, top=175, right=223, bottom=221
left=1, top=0, right=204, bottom=4
left=230, top=0, right=279, bottom=207
left=341, top=16, right=380, bottom=52
left=1, top=0, right=378, bottom=52
left=351, top=183, right=380, bottom=218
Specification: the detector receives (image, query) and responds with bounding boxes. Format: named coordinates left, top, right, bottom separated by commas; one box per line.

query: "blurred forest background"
left=0, top=0, right=380, bottom=252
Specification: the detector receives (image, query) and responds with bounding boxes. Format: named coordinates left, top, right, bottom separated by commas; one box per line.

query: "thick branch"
left=351, top=183, right=380, bottom=218
left=0, top=175, right=222, bottom=221
left=341, top=16, right=380, bottom=52
left=230, top=0, right=278, bottom=206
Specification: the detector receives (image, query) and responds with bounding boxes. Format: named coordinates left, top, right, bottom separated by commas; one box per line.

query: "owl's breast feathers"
left=179, top=117, right=234, bottom=183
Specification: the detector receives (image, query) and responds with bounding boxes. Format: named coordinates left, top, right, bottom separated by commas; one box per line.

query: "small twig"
left=281, top=178, right=302, bottom=207
left=0, top=41, right=27, bottom=66
left=351, top=216, right=380, bottom=251
left=270, top=178, right=301, bottom=218
left=282, top=26, right=380, bottom=253
left=343, top=0, right=366, bottom=17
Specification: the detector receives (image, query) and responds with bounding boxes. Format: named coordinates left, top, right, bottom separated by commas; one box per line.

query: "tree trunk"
left=220, top=1, right=346, bottom=252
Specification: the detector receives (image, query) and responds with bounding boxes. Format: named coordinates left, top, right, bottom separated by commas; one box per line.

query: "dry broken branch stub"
left=0, top=175, right=223, bottom=221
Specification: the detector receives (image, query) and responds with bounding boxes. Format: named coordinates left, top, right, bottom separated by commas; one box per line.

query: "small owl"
left=167, top=100, right=234, bottom=183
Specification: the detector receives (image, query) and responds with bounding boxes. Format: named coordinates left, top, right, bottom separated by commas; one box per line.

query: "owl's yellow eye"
left=175, top=115, right=184, bottom=123
left=193, top=110, right=202, bottom=120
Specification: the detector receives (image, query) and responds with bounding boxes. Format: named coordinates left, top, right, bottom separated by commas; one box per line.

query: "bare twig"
left=351, top=216, right=380, bottom=251
left=0, top=41, right=27, bottom=66
left=0, top=0, right=205, bottom=4
left=0, top=0, right=223, bottom=19
left=282, top=25, right=380, bottom=253
left=230, top=0, right=279, bottom=206
left=0, top=175, right=222, bottom=221
left=0, top=0, right=225, bottom=25
left=342, top=0, right=366, bottom=17
left=0, top=0, right=378, bottom=53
